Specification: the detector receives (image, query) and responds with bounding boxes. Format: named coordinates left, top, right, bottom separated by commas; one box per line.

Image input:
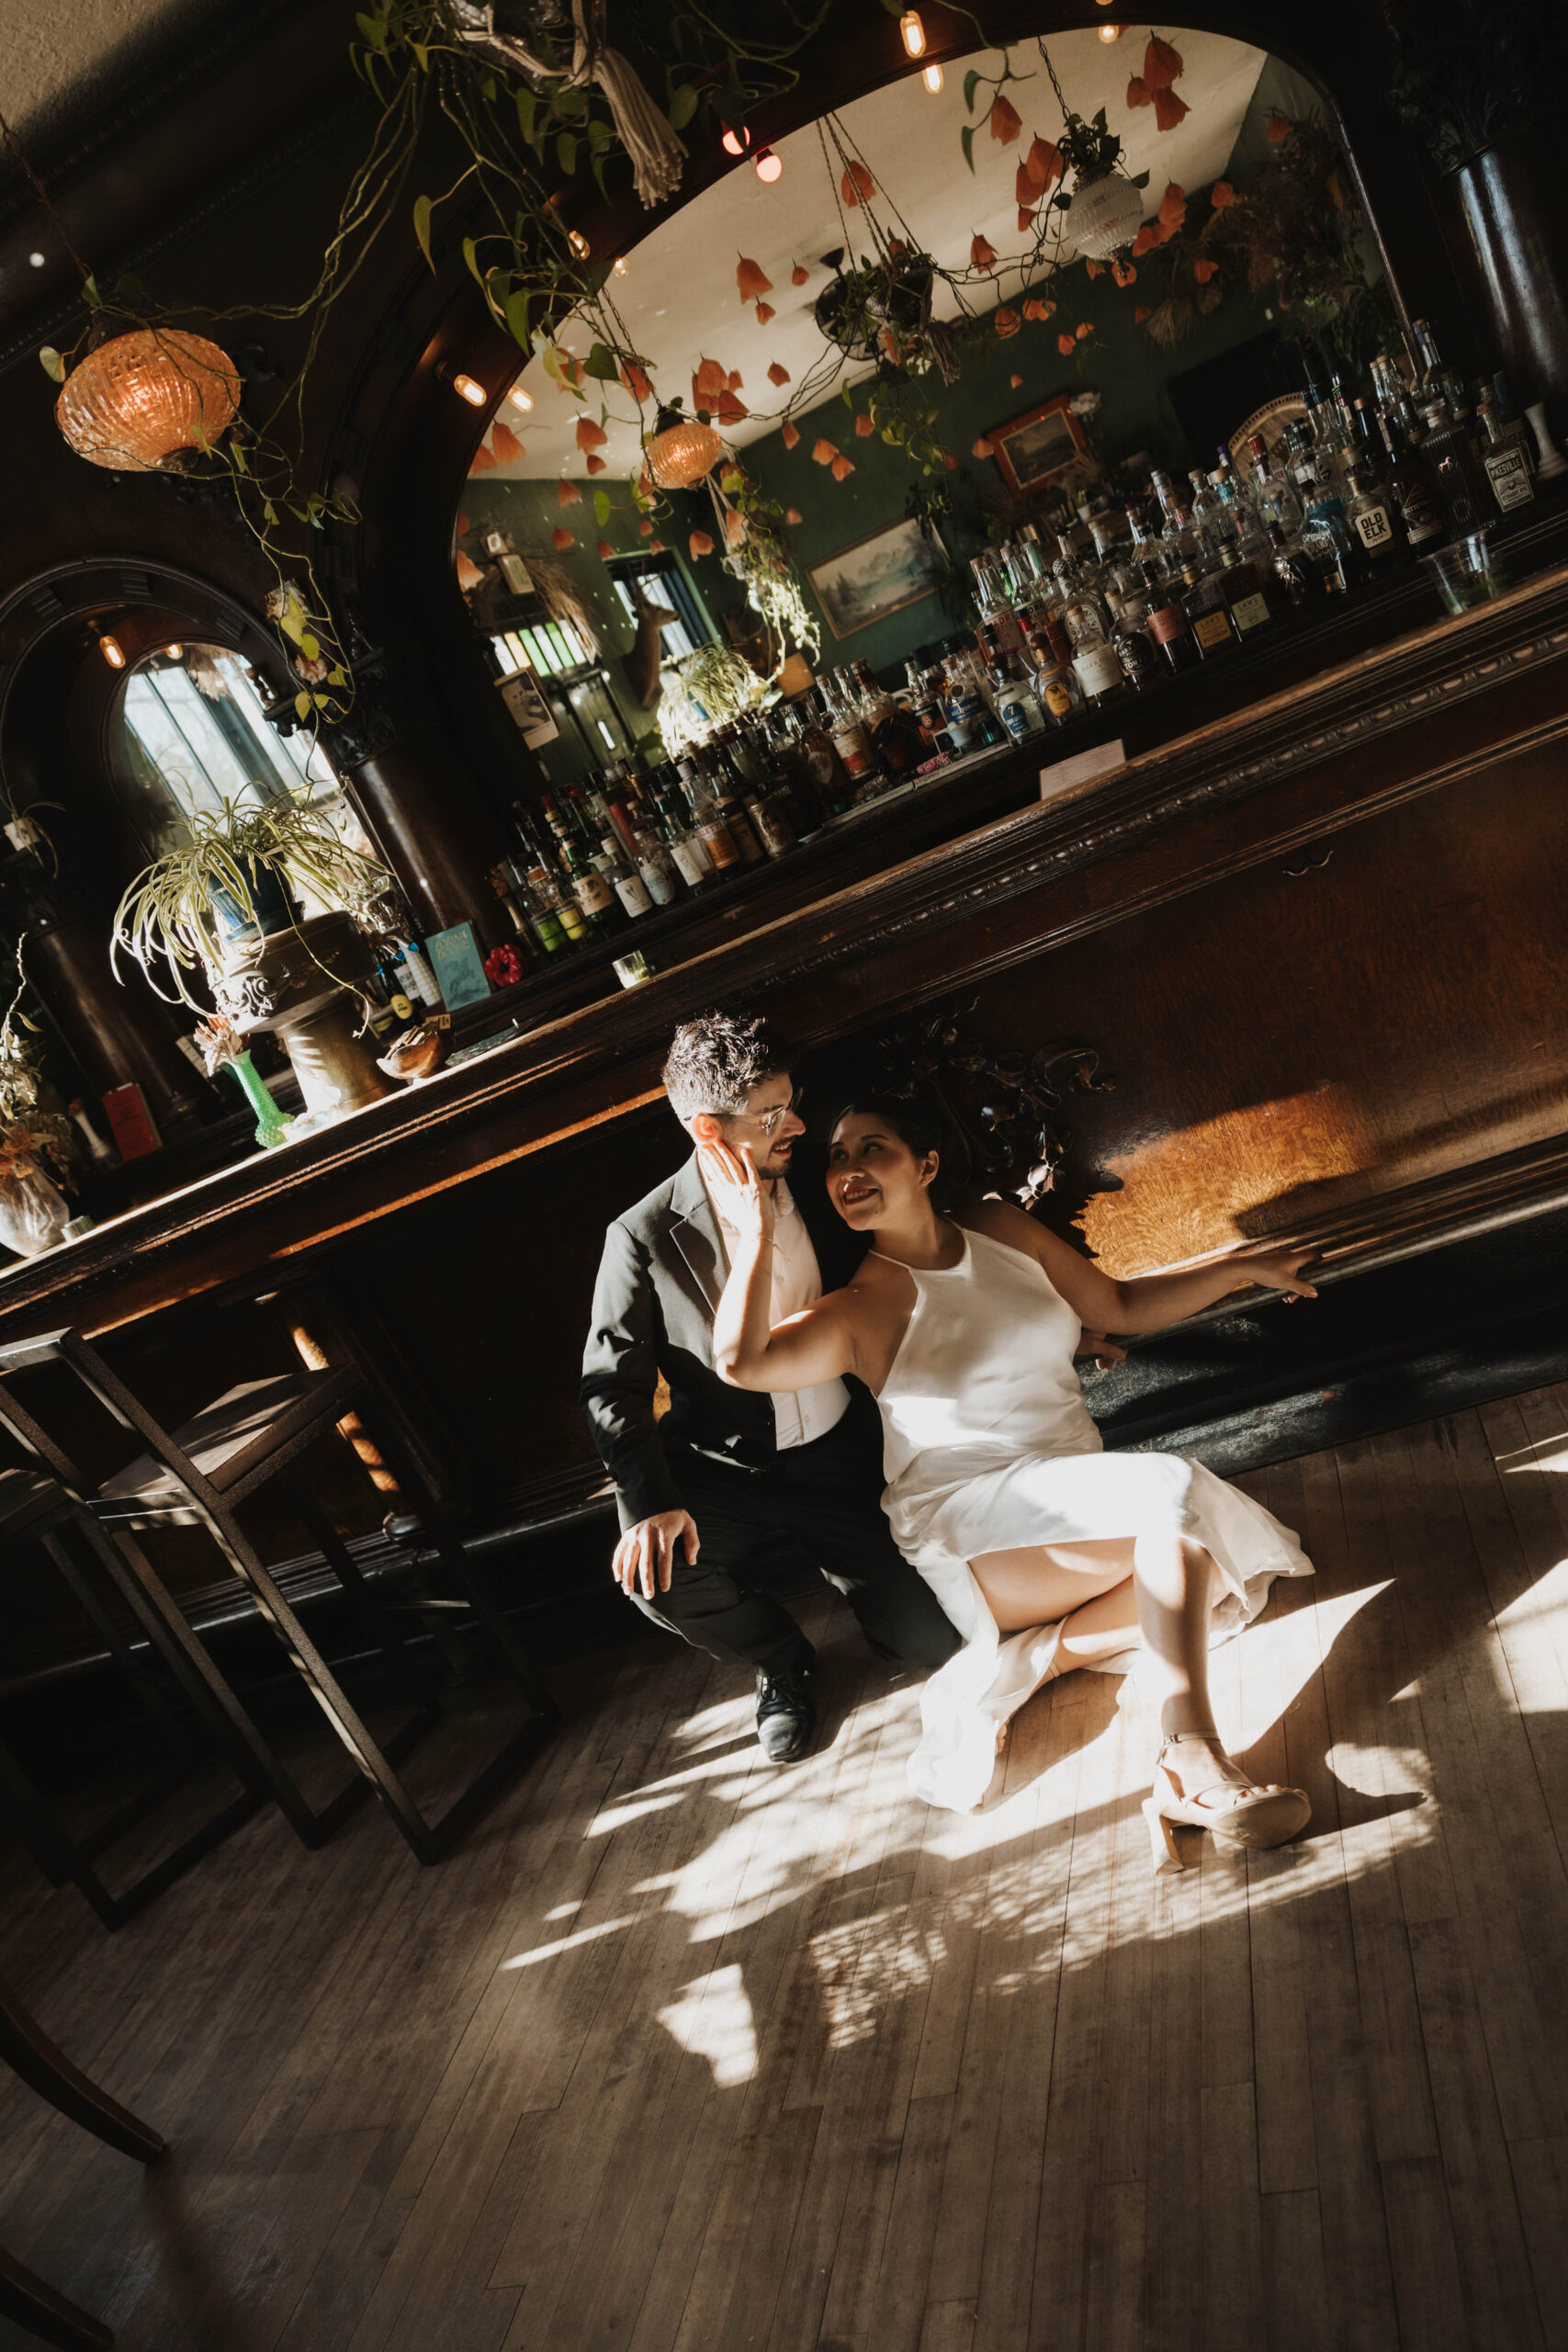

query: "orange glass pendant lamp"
left=56, top=328, right=242, bottom=472
left=643, top=405, right=725, bottom=490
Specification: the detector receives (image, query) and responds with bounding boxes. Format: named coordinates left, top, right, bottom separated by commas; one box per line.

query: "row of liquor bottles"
left=931, top=332, right=1555, bottom=735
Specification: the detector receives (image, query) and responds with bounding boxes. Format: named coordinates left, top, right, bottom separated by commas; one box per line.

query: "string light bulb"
left=922, top=62, right=943, bottom=93
left=98, top=633, right=126, bottom=670
left=613, top=256, right=627, bottom=276
left=453, top=373, right=486, bottom=406
left=510, top=386, right=533, bottom=413
left=567, top=229, right=591, bottom=259
left=899, top=11, right=926, bottom=56
left=1098, top=21, right=1122, bottom=38
left=720, top=122, right=751, bottom=154
left=754, top=146, right=782, bottom=183
left=166, top=643, right=183, bottom=660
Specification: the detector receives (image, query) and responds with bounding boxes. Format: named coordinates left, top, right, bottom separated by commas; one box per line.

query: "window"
left=491, top=617, right=595, bottom=679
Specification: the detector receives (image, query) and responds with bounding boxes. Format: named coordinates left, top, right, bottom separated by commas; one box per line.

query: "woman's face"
left=827, top=1114, right=937, bottom=1228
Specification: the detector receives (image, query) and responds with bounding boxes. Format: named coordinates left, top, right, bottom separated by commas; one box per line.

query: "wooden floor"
left=4, top=1386, right=1568, bottom=2352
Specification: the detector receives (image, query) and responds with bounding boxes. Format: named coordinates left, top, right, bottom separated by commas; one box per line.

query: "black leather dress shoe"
left=756, top=1665, right=817, bottom=1762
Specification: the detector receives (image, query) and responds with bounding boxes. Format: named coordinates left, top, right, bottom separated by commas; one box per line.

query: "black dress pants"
left=631, top=1388, right=962, bottom=1675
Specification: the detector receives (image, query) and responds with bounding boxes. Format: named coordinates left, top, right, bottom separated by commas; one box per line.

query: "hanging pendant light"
left=56, top=327, right=242, bottom=472
left=643, top=404, right=725, bottom=490
left=1070, top=173, right=1146, bottom=259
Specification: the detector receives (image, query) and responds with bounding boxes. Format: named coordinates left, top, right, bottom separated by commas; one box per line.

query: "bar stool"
left=0, top=1464, right=264, bottom=1931
left=0, top=1329, right=558, bottom=1867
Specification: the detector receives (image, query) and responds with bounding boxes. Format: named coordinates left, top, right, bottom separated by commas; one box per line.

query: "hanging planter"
left=815, top=251, right=941, bottom=364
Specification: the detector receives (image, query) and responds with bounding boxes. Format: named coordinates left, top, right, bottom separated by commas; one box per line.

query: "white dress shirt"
left=704, top=1175, right=850, bottom=1448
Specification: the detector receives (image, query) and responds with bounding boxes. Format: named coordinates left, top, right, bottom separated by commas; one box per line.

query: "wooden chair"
left=0, top=1466, right=263, bottom=1931
left=0, top=1331, right=558, bottom=1869
left=0, top=1967, right=164, bottom=2349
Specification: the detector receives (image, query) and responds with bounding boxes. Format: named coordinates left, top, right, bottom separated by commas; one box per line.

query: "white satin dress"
left=874, top=1226, right=1314, bottom=1813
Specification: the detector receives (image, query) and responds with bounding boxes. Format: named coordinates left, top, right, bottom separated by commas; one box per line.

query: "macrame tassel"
left=591, top=48, right=685, bottom=207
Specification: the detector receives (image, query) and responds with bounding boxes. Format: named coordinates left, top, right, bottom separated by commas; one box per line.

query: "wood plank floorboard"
left=4, top=1390, right=1568, bottom=2352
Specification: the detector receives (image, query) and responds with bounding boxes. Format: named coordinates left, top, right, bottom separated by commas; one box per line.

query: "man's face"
left=699, top=1070, right=804, bottom=1182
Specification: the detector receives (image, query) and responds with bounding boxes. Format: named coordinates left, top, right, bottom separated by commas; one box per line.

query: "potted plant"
left=112, top=795, right=389, bottom=1010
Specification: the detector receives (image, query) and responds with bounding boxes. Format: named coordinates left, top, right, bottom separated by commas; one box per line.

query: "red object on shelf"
left=101, top=1084, right=162, bottom=1161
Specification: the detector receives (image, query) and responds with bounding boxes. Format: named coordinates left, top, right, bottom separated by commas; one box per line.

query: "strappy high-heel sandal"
left=1143, top=1731, right=1311, bottom=1873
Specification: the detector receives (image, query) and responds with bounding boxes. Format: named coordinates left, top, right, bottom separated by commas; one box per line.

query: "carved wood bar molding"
left=1, top=557, right=1567, bottom=1340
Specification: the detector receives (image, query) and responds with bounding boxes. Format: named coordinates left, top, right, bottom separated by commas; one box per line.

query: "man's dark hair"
left=662, top=1009, right=792, bottom=1122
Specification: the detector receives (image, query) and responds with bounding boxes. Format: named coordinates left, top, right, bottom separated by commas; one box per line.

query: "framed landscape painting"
left=807, top=517, right=947, bottom=640
left=987, top=392, right=1089, bottom=499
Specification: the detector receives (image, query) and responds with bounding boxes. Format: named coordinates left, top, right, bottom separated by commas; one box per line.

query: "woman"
left=704, top=1097, right=1317, bottom=1860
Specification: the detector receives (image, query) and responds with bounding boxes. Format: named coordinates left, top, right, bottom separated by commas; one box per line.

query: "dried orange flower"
left=973, top=435, right=994, bottom=458
left=575, top=416, right=607, bottom=451
left=552, top=527, right=575, bottom=549
left=768, top=360, right=791, bottom=386
left=595, top=538, right=615, bottom=559
left=830, top=453, right=854, bottom=481
left=840, top=161, right=875, bottom=206
left=619, top=359, right=652, bottom=401
left=782, top=416, right=800, bottom=448
left=970, top=233, right=999, bottom=272
left=585, top=453, right=606, bottom=473
left=689, top=530, right=715, bottom=559
left=812, top=437, right=839, bottom=465
left=784, top=507, right=803, bottom=524
left=1265, top=109, right=1292, bottom=143
left=1158, top=182, right=1187, bottom=226
left=988, top=92, right=1022, bottom=144
left=1153, top=87, right=1190, bottom=131
left=1027, top=136, right=1064, bottom=189
left=1134, top=305, right=1152, bottom=324
left=1144, top=35, right=1184, bottom=88
left=994, top=306, right=1021, bottom=337
left=1126, top=74, right=1151, bottom=107
left=755, top=302, right=775, bottom=324
left=557, top=478, right=581, bottom=505
left=791, top=262, right=809, bottom=286
left=1210, top=180, right=1235, bottom=209
left=1057, top=332, right=1077, bottom=356
left=1192, top=256, right=1219, bottom=283
left=1010, top=372, right=1023, bottom=387
left=737, top=256, right=773, bottom=301
left=854, top=412, right=875, bottom=435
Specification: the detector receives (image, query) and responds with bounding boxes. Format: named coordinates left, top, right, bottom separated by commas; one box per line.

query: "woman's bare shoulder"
left=959, top=1193, right=1048, bottom=1260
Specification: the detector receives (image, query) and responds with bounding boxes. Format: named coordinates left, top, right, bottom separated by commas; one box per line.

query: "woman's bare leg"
left=970, top=1532, right=1278, bottom=1800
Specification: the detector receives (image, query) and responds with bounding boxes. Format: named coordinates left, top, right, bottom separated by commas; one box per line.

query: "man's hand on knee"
left=613, top=1510, right=700, bottom=1600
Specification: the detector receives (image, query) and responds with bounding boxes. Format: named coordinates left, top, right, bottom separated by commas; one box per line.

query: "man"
left=581, top=1008, right=962, bottom=1761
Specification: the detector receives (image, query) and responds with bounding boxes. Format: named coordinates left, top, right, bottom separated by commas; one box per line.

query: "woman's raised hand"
left=1235, top=1248, right=1319, bottom=1302
left=697, top=1136, right=775, bottom=1245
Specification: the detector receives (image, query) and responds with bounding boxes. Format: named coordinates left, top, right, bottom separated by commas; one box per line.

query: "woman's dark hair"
left=829, top=1093, right=959, bottom=1209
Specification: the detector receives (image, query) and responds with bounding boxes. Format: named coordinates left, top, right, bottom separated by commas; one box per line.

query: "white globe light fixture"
left=1069, top=172, right=1145, bottom=261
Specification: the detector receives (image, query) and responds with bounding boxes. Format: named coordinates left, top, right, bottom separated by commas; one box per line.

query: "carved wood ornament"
left=872, top=1002, right=1116, bottom=1210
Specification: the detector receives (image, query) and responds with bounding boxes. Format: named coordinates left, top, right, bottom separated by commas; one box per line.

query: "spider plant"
left=112, top=794, right=389, bottom=1009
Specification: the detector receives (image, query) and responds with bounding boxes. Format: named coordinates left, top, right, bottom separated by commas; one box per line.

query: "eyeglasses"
left=724, top=1088, right=805, bottom=1137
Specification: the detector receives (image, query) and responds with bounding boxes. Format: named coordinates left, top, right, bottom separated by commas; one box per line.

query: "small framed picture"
left=807, top=517, right=948, bottom=641
left=987, top=393, right=1089, bottom=500
left=498, top=666, right=559, bottom=749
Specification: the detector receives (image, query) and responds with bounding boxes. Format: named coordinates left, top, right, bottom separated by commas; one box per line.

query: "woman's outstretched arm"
left=704, top=1140, right=859, bottom=1393
left=968, top=1195, right=1317, bottom=1335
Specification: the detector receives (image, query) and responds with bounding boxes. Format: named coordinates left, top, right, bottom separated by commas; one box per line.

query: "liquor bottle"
left=941, top=653, right=1004, bottom=750
left=514, top=868, right=572, bottom=956
left=1476, top=380, right=1536, bottom=514
left=981, top=636, right=1047, bottom=742
left=820, top=673, right=874, bottom=786
left=1017, top=615, right=1085, bottom=723
left=1417, top=396, right=1491, bottom=534
left=1409, top=319, right=1467, bottom=419
left=970, top=553, right=1026, bottom=659
left=1268, top=526, right=1314, bottom=609
left=651, top=778, right=716, bottom=892
left=1142, top=565, right=1201, bottom=673
left=678, top=758, right=744, bottom=876
left=853, top=659, right=928, bottom=781
left=628, top=822, right=680, bottom=909
left=1378, top=413, right=1448, bottom=549
left=556, top=828, right=626, bottom=933
left=1109, top=579, right=1162, bottom=690
left=1216, top=543, right=1280, bottom=645
left=395, top=938, right=443, bottom=1007
left=1371, top=350, right=1418, bottom=439
left=1294, top=456, right=1365, bottom=594
left=1343, top=454, right=1405, bottom=566
left=1247, top=435, right=1303, bottom=536
left=1179, top=558, right=1237, bottom=657
left=1062, top=595, right=1124, bottom=707
left=744, top=788, right=796, bottom=859
left=715, top=786, right=766, bottom=863
left=512, top=813, right=590, bottom=947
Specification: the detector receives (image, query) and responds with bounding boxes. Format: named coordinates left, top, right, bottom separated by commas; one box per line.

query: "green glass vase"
left=222, top=1050, right=292, bottom=1149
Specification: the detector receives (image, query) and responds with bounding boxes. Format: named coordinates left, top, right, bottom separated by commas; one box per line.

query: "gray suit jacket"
left=580, top=1149, right=866, bottom=1525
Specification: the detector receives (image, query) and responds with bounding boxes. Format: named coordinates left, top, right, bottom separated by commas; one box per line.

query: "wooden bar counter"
left=4, top=537, right=1568, bottom=1629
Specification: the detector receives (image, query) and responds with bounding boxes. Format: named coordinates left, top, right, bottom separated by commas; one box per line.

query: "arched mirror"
left=446, top=29, right=1390, bottom=793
